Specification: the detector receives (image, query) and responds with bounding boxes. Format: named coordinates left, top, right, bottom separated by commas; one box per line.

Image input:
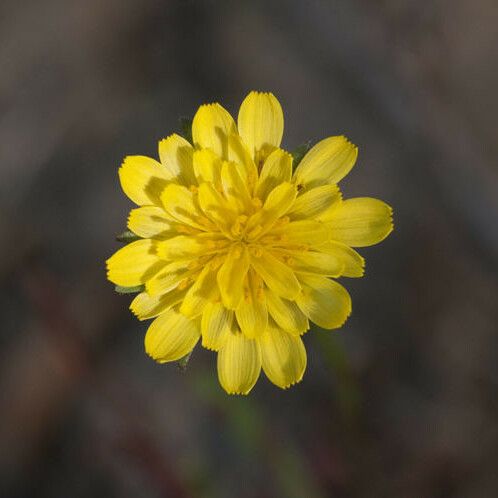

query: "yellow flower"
left=106, top=91, right=393, bottom=394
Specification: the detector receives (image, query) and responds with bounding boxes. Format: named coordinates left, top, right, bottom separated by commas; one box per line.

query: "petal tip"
left=158, top=133, right=179, bottom=149
left=201, top=340, right=219, bottom=352
left=281, top=377, right=304, bottom=390
left=247, top=90, right=277, bottom=98
left=224, top=387, right=253, bottom=395
left=332, top=300, right=353, bottom=329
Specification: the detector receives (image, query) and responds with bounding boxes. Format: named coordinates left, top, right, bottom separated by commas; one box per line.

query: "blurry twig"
left=313, top=333, right=361, bottom=428
left=193, top=376, right=327, bottom=498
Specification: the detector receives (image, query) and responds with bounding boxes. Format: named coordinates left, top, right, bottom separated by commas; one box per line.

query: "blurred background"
left=1, top=0, right=497, bottom=497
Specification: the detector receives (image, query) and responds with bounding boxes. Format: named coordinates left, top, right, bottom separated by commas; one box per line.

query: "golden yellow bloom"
left=107, top=91, right=393, bottom=394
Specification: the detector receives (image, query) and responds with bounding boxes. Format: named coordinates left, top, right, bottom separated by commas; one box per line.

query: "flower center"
left=230, top=215, right=249, bottom=239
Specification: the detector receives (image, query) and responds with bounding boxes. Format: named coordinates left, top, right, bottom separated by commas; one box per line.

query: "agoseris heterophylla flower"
left=107, top=91, right=393, bottom=394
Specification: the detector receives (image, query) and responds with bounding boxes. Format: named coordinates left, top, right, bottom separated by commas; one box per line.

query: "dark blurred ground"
left=1, top=1, right=497, bottom=497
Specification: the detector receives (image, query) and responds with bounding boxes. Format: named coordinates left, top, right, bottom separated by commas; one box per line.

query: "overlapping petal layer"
left=107, top=90, right=393, bottom=394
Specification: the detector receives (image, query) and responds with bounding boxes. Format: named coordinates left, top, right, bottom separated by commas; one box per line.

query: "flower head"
left=107, top=91, right=393, bottom=394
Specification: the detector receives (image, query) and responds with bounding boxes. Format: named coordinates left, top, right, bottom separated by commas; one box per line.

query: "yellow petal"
left=192, top=103, right=237, bottom=159
left=201, top=302, right=233, bottom=351
left=217, top=245, right=250, bottom=309
left=156, top=235, right=203, bottom=260
left=158, top=134, right=196, bottom=186
left=270, top=220, right=330, bottom=247
left=246, top=182, right=297, bottom=238
left=221, top=161, right=252, bottom=214
left=235, top=299, right=268, bottom=340
left=145, top=307, right=200, bottom=363
left=278, top=249, right=343, bottom=277
left=217, top=331, right=261, bottom=394
left=235, top=271, right=268, bottom=339
left=263, top=182, right=297, bottom=217
left=326, top=198, right=393, bottom=247
left=145, top=261, right=191, bottom=296
left=293, top=136, right=358, bottom=190
left=193, top=149, right=222, bottom=187
left=289, top=185, right=341, bottom=220
left=296, top=274, right=352, bottom=329
left=160, top=183, right=206, bottom=230
left=259, top=321, right=307, bottom=389
left=156, top=234, right=223, bottom=261
left=130, top=287, right=186, bottom=320
left=255, top=148, right=292, bottom=200
left=319, top=241, right=365, bottom=277
left=227, top=133, right=258, bottom=190
left=266, top=291, right=309, bottom=336
left=119, top=156, right=170, bottom=206
left=197, top=182, right=237, bottom=232
left=127, top=206, right=176, bottom=238
left=237, top=91, right=284, bottom=164
left=180, top=265, right=219, bottom=317
left=250, top=250, right=300, bottom=300
left=106, top=239, right=163, bottom=287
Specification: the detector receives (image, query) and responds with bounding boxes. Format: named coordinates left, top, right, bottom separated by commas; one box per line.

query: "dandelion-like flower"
left=107, top=91, right=393, bottom=394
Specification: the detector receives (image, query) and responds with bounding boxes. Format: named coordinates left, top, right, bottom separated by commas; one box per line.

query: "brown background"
left=1, top=1, right=497, bottom=497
